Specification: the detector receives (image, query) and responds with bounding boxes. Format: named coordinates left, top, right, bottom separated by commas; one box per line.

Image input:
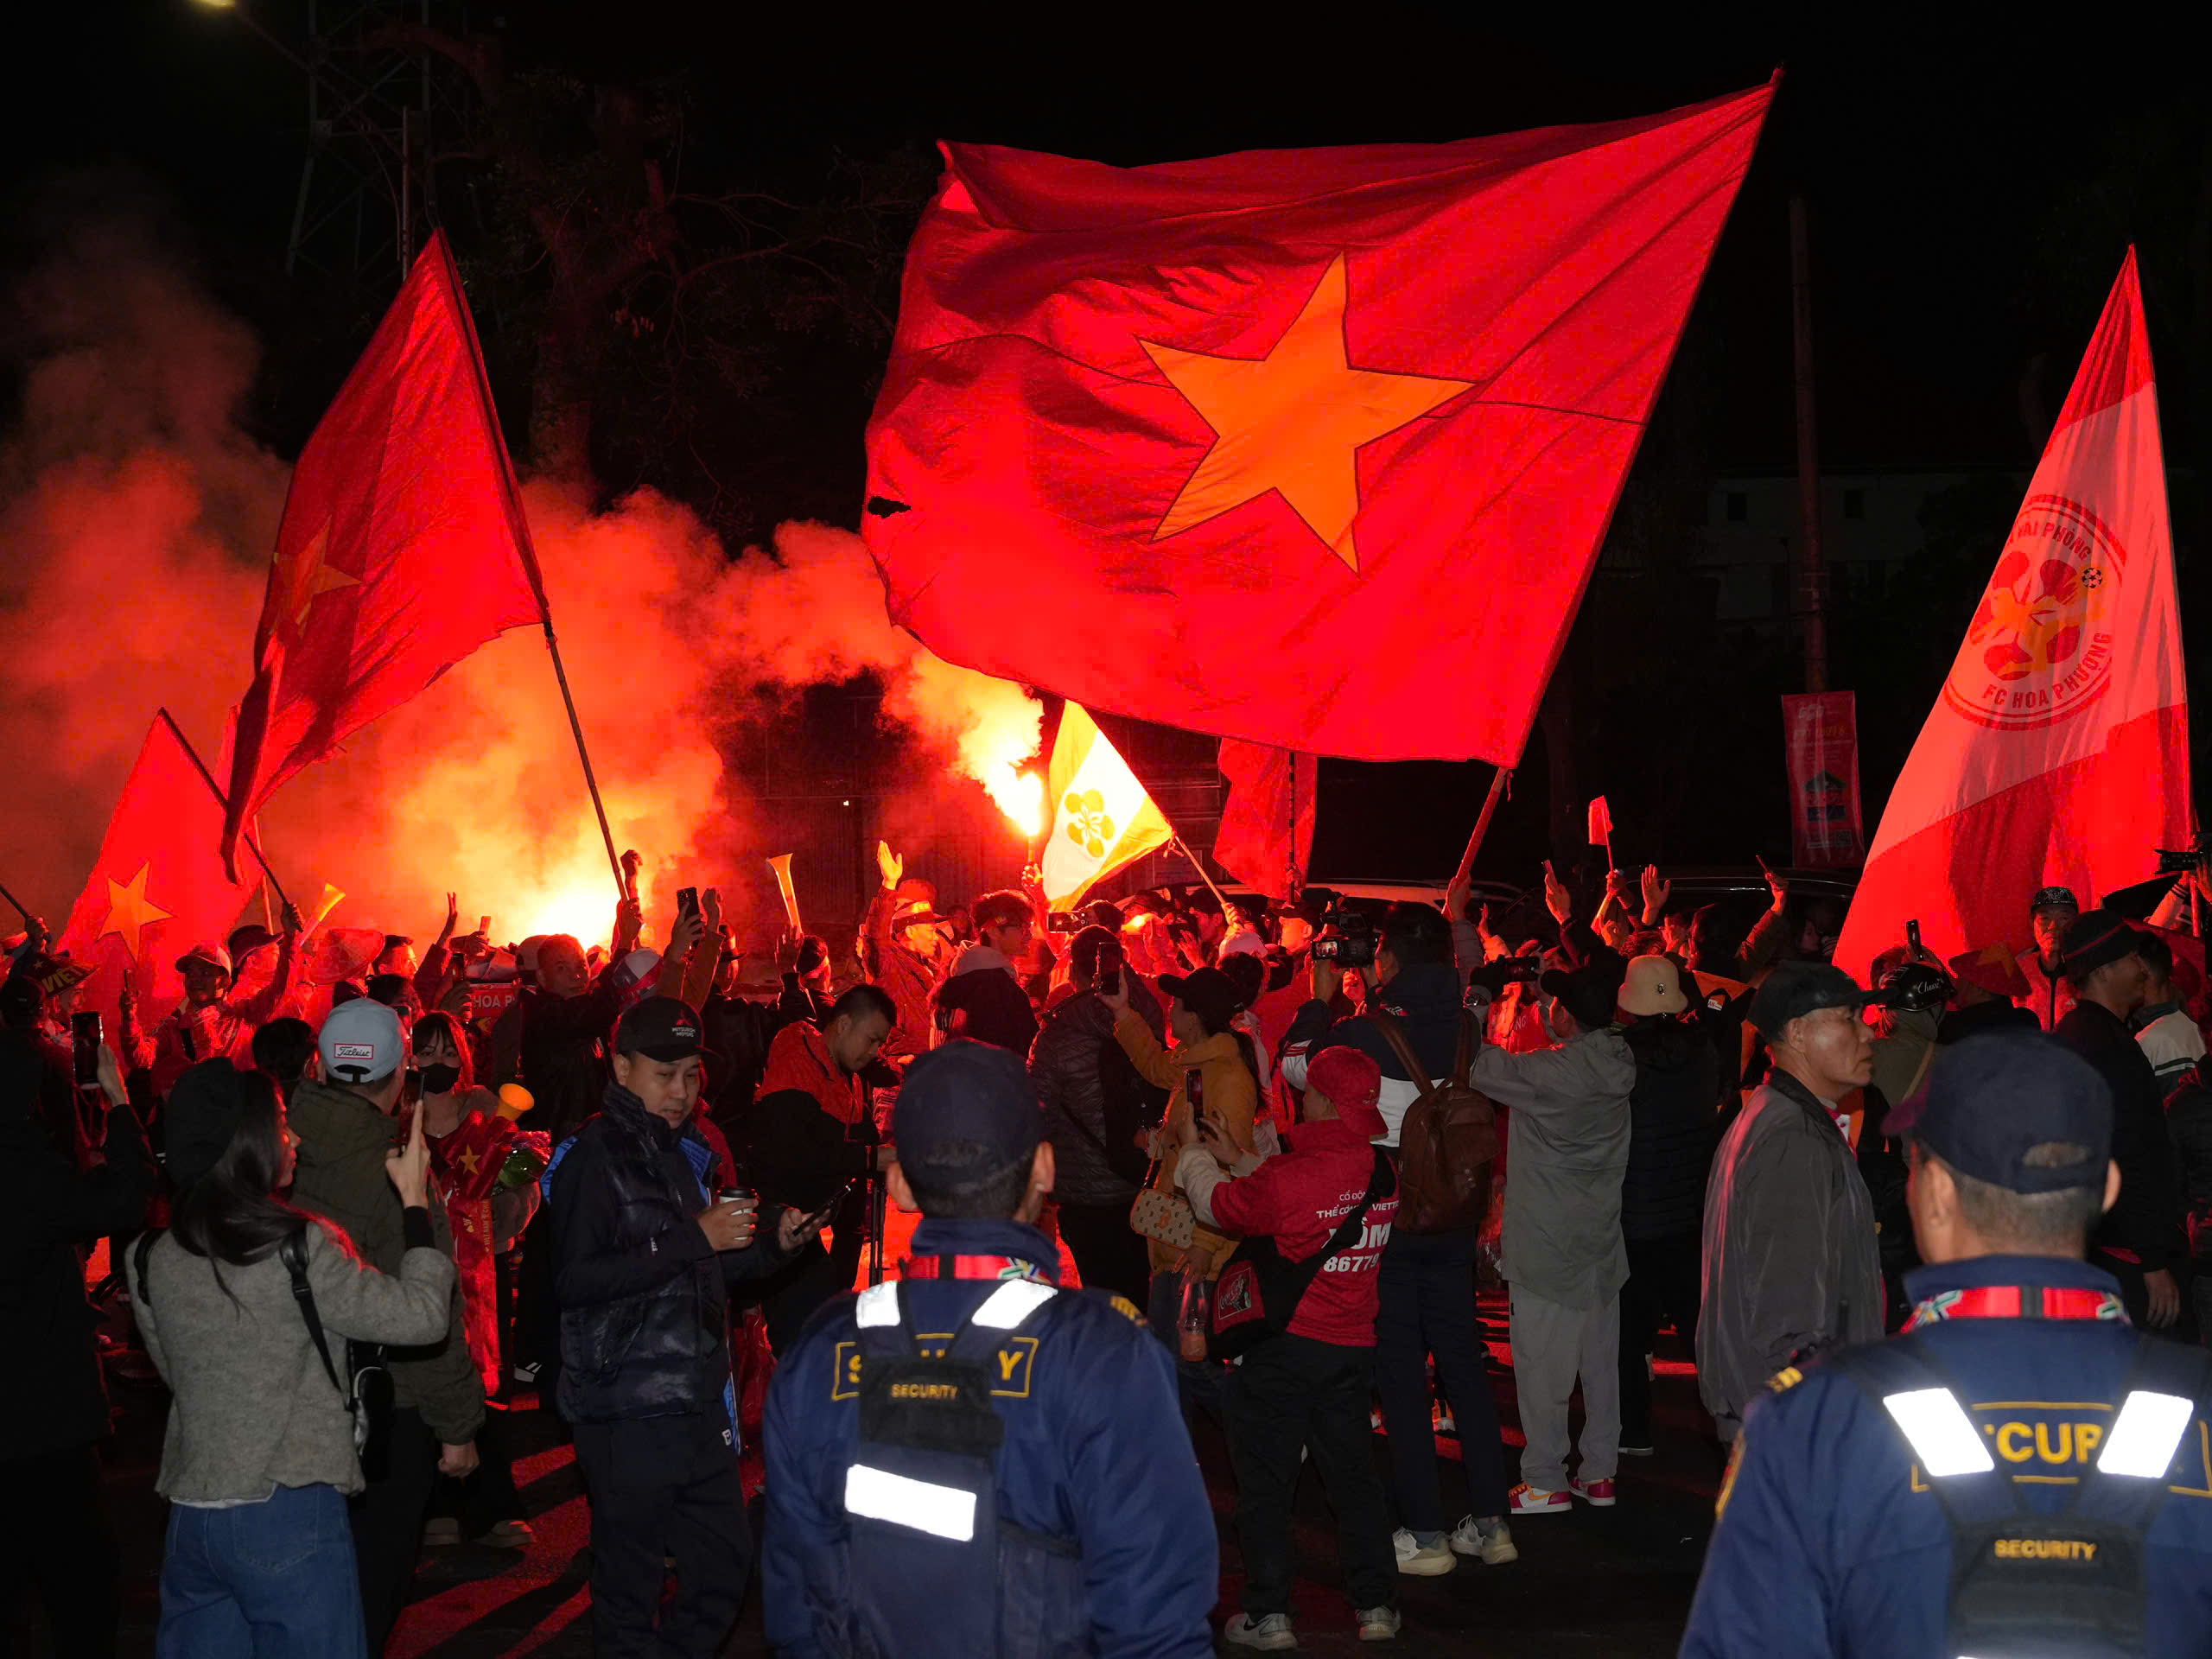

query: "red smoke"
left=0, top=210, right=1040, bottom=956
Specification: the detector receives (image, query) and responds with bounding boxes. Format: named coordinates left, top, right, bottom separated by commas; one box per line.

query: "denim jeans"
left=159, top=1482, right=367, bottom=1659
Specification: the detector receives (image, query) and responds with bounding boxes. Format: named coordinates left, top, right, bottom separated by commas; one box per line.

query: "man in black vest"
left=546, top=996, right=818, bottom=1658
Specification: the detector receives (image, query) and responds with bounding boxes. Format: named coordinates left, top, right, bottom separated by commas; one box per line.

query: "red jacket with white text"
left=1184, top=1117, right=1396, bottom=1347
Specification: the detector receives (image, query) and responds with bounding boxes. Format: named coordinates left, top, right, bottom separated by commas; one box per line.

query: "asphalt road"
left=38, top=1223, right=1719, bottom=1657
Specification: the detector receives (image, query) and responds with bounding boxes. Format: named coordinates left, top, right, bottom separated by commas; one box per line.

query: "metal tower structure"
left=270, top=0, right=481, bottom=285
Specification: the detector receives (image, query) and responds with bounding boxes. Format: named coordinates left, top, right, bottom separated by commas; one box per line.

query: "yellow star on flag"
left=98, top=861, right=173, bottom=962
left=460, top=1146, right=481, bottom=1176
left=1142, top=255, right=1474, bottom=574
left=274, top=523, right=359, bottom=635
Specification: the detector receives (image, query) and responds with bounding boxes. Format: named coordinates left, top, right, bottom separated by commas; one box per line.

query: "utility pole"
left=1789, top=193, right=1828, bottom=694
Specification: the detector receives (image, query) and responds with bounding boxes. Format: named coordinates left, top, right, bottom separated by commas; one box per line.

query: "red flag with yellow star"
left=55, top=715, right=254, bottom=1033
left=864, top=81, right=1774, bottom=762
left=220, top=230, right=548, bottom=878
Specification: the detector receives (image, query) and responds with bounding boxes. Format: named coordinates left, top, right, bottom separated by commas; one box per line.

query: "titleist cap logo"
left=332, top=1043, right=375, bottom=1061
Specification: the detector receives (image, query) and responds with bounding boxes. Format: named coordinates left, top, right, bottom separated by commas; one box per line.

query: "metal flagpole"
left=433, top=228, right=626, bottom=897
left=157, top=709, right=296, bottom=911
left=543, top=632, right=624, bottom=894
left=0, top=877, right=31, bottom=921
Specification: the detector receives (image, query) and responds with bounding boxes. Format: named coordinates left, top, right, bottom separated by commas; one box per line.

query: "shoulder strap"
left=2076, top=1334, right=2212, bottom=1529
left=1452, top=1008, right=1475, bottom=1089
left=133, top=1230, right=160, bottom=1306
left=1316, top=1147, right=1395, bottom=1265
left=1368, top=1009, right=1436, bottom=1098
left=279, top=1229, right=347, bottom=1401
left=1827, top=1333, right=2028, bottom=1527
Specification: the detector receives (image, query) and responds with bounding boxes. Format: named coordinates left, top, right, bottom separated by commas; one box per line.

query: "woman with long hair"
left=1103, top=963, right=1259, bottom=1418
left=411, top=1010, right=543, bottom=1548
left=134, top=1058, right=454, bottom=1658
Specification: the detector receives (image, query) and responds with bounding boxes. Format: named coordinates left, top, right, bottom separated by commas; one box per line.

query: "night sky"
left=10, top=9, right=2207, bottom=888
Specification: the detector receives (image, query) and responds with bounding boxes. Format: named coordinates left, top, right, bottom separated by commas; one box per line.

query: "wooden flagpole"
left=1453, top=766, right=1513, bottom=887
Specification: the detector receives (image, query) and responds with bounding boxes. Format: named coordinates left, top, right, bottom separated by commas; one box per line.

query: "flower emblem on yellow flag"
left=1064, top=791, right=1117, bottom=858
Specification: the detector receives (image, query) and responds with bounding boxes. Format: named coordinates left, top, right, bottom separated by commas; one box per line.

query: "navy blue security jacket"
left=761, top=1217, right=1217, bottom=1658
left=1681, top=1254, right=2212, bottom=1657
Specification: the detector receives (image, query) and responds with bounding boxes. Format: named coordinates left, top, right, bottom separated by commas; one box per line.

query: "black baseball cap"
left=1157, top=966, right=1246, bottom=1023
left=2031, top=886, right=2082, bottom=917
left=892, top=1039, right=1041, bottom=1182
left=2060, top=908, right=2141, bottom=980
left=614, top=995, right=708, bottom=1062
left=1888, top=1032, right=2112, bottom=1194
left=1539, top=963, right=1622, bottom=1031
left=1749, top=961, right=1878, bottom=1041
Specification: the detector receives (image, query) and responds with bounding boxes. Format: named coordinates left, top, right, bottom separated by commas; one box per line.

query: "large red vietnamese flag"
left=1834, top=251, right=2190, bottom=982
left=863, top=81, right=1775, bottom=762
left=220, top=230, right=549, bottom=878
left=55, top=715, right=255, bottom=1033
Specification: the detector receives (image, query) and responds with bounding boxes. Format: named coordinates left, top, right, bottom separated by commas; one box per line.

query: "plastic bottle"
left=1176, top=1267, right=1211, bottom=1362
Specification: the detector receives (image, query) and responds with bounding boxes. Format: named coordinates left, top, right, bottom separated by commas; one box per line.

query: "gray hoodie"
left=1471, top=1027, right=1636, bottom=1309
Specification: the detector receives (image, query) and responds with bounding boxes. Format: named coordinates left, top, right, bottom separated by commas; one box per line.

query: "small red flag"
left=1834, top=251, right=2190, bottom=979
left=55, top=715, right=255, bottom=1033
left=865, top=82, right=1773, bottom=763
left=1586, top=797, right=1615, bottom=847
left=221, top=231, right=548, bottom=878
left=1214, top=741, right=1319, bottom=903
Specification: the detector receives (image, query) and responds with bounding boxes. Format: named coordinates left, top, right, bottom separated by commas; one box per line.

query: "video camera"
left=2157, top=831, right=2210, bottom=875
left=1309, top=901, right=1377, bottom=969
left=1465, top=955, right=1544, bottom=1000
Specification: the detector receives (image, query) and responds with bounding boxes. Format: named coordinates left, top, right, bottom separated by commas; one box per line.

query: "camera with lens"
left=1309, top=903, right=1377, bottom=969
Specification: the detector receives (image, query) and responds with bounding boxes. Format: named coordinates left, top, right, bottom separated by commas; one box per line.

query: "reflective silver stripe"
left=855, top=1283, right=899, bottom=1328
left=2097, top=1390, right=2196, bottom=1478
left=970, top=1279, right=1056, bottom=1330
left=843, top=1462, right=976, bottom=1541
left=1879, top=1388, right=1994, bottom=1477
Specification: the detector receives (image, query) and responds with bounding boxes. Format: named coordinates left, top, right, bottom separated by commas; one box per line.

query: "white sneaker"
left=1357, top=1605, right=1402, bottom=1642
left=1391, top=1528, right=1455, bottom=1576
left=1223, top=1611, right=1297, bottom=1650
left=1451, top=1514, right=1520, bottom=1563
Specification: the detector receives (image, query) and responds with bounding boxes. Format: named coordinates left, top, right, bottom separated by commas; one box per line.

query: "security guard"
left=1681, top=1033, right=2212, bottom=1657
left=761, top=1039, right=1217, bottom=1657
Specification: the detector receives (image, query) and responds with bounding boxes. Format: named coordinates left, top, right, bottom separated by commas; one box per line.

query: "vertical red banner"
left=1783, top=692, right=1866, bottom=868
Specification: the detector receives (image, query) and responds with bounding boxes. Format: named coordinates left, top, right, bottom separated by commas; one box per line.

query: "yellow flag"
left=1041, top=703, right=1173, bottom=912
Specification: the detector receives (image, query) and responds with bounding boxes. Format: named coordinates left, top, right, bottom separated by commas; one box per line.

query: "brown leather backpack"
left=1369, top=1008, right=1500, bottom=1234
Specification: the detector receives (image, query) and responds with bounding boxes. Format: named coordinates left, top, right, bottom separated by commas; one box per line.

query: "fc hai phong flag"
left=221, top=230, right=549, bottom=879
left=55, top=715, right=255, bottom=1033
left=1040, top=703, right=1174, bottom=912
left=864, top=81, right=1774, bottom=763
left=1834, top=250, right=2190, bottom=981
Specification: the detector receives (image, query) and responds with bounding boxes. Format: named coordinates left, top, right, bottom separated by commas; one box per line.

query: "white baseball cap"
left=318, top=997, right=407, bottom=1084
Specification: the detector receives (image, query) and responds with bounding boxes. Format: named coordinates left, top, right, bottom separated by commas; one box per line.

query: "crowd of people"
left=6, top=840, right=2212, bottom=1656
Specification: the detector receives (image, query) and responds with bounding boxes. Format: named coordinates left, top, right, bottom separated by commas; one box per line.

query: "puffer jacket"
left=546, top=1084, right=792, bottom=1425
left=1618, top=1018, right=1720, bottom=1242
left=1032, top=990, right=1154, bottom=1207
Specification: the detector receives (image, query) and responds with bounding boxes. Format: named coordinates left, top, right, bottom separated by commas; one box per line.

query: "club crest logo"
left=1942, top=494, right=2122, bottom=732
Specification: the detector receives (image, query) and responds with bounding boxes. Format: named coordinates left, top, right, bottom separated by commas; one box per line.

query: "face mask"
left=421, top=1063, right=461, bottom=1096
